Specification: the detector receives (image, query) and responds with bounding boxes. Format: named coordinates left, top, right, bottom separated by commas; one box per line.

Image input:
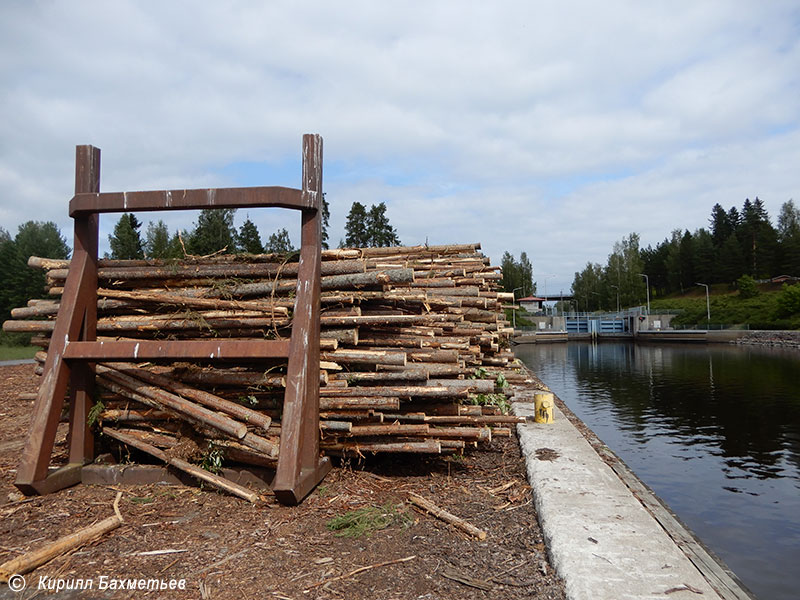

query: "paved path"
left=0, top=359, right=35, bottom=367
left=514, top=398, right=722, bottom=600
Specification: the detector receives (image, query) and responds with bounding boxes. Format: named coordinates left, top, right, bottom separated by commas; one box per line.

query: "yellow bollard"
left=534, top=391, right=554, bottom=424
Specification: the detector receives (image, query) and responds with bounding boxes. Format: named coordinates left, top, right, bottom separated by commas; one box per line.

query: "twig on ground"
left=304, top=555, right=416, bottom=591
left=407, top=492, right=487, bottom=540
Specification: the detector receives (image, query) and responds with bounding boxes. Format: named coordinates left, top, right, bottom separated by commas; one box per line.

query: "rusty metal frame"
left=15, top=134, right=330, bottom=504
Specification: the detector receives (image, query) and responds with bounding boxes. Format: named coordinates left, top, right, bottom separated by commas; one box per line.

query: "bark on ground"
left=0, top=364, right=565, bottom=600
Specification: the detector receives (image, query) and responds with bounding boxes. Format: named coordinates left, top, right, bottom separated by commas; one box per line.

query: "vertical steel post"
left=15, top=146, right=100, bottom=494
left=273, top=134, right=331, bottom=504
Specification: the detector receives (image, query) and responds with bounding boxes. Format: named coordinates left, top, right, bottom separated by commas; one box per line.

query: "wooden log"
left=96, top=288, right=293, bottom=313
left=344, top=423, right=430, bottom=437
left=102, top=428, right=260, bottom=503
left=319, top=397, right=400, bottom=411
left=99, top=409, right=172, bottom=422
left=44, top=259, right=367, bottom=281
left=376, top=363, right=464, bottom=377
left=320, top=327, right=358, bottom=345
left=320, top=349, right=406, bottom=366
left=95, top=366, right=248, bottom=439
left=407, top=492, right=487, bottom=540
left=105, top=363, right=272, bottom=432
left=215, top=440, right=278, bottom=467
left=426, top=379, right=496, bottom=394
left=320, top=386, right=468, bottom=400
left=0, top=493, right=124, bottom=582
left=321, top=440, right=442, bottom=454
left=172, top=367, right=286, bottom=388
left=331, top=369, right=428, bottom=384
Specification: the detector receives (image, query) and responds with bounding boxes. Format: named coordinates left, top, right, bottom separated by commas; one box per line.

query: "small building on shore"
left=518, top=296, right=546, bottom=313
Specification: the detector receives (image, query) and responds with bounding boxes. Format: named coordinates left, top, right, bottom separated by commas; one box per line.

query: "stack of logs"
left=5, top=243, right=534, bottom=482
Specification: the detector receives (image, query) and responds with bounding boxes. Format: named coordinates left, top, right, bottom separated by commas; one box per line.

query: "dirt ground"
left=0, top=364, right=566, bottom=600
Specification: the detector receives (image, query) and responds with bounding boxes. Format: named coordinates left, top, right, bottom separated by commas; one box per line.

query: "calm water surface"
left=515, top=342, right=800, bottom=600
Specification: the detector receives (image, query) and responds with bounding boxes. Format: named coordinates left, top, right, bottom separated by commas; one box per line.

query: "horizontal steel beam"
left=70, top=186, right=316, bottom=216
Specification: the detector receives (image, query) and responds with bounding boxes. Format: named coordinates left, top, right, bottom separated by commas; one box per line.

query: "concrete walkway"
left=514, top=399, right=723, bottom=600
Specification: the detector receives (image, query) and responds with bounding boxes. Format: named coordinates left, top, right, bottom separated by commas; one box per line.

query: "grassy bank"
left=0, top=332, right=36, bottom=361
left=650, top=282, right=800, bottom=329
left=0, top=345, right=37, bottom=361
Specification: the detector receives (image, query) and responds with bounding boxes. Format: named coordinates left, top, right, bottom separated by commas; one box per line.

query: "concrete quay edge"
left=512, top=388, right=756, bottom=600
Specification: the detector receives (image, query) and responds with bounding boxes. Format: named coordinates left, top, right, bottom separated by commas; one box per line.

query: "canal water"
left=514, top=342, right=800, bottom=600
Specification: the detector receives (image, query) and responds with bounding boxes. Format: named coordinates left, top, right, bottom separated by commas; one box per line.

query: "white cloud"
left=0, top=1, right=798, bottom=293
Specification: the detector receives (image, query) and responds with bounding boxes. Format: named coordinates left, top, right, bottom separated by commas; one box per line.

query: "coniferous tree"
left=187, top=208, right=237, bottom=255
left=108, top=213, right=144, bottom=260
left=709, top=203, right=733, bottom=248
left=321, top=194, right=331, bottom=250
left=366, top=202, right=401, bottom=247
left=500, top=251, right=535, bottom=297
left=777, top=200, right=800, bottom=275
left=2, top=222, right=70, bottom=323
left=692, top=229, right=715, bottom=284
left=264, top=228, right=294, bottom=254
left=237, top=217, right=263, bottom=254
left=519, top=252, right=534, bottom=295
left=0, top=228, right=16, bottom=322
left=144, top=220, right=171, bottom=259
left=343, top=202, right=369, bottom=247
left=167, top=231, right=188, bottom=259
left=717, top=234, right=745, bottom=283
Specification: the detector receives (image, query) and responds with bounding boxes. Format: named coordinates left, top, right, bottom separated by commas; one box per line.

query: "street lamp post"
left=542, top=275, right=554, bottom=315
left=610, top=284, right=620, bottom=313
left=512, top=286, right=524, bottom=330
left=639, top=273, right=650, bottom=315
left=696, top=282, right=710, bottom=327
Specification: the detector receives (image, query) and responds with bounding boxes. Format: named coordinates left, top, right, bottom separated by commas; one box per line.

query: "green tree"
left=366, top=202, right=401, bottom=247
left=692, top=229, right=715, bottom=284
left=717, top=234, right=745, bottom=283
left=144, top=220, right=171, bottom=259
left=571, top=262, right=603, bottom=311
left=237, top=216, right=264, bottom=254
left=343, top=202, right=369, bottom=247
left=187, top=209, right=238, bottom=255
left=264, top=228, right=294, bottom=254
left=108, top=213, right=144, bottom=259
left=501, top=251, right=535, bottom=297
left=738, top=197, right=777, bottom=278
left=0, top=228, right=16, bottom=322
left=737, top=274, right=759, bottom=299
left=1, top=222, right=70, bottom=323
left=709, top=203, right=735, bottom=248
left=321, top=194, right=331, bottom=250
left=775, top=283, right=800, bottom=318
left=777, top=200, right=800, bottom=275
left=519, top=252, right=534, bottom=295
left=166, top=230, right=188, bottom=258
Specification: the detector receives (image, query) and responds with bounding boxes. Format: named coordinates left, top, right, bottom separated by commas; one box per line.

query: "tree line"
left=0, top=197, right=405, bottom=329
left=572, top=198, right=800, bottom=312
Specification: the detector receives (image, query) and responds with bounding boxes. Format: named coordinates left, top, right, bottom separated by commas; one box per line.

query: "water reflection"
left=515, top=342, right=800, bottom=600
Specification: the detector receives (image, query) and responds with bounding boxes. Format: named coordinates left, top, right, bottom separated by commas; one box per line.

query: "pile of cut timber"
left=5, top=243, right=534, bottom=478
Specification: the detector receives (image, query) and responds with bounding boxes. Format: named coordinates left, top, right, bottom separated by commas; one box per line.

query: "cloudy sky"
left=2, top=1, right=799, bottom=295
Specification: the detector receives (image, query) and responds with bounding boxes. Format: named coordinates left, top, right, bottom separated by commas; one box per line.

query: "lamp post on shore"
left=542, top=275, right=554, bottom=315
left=696, top=282, right=710, bottom=327
left=610, top=284, right=620, bottom=313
